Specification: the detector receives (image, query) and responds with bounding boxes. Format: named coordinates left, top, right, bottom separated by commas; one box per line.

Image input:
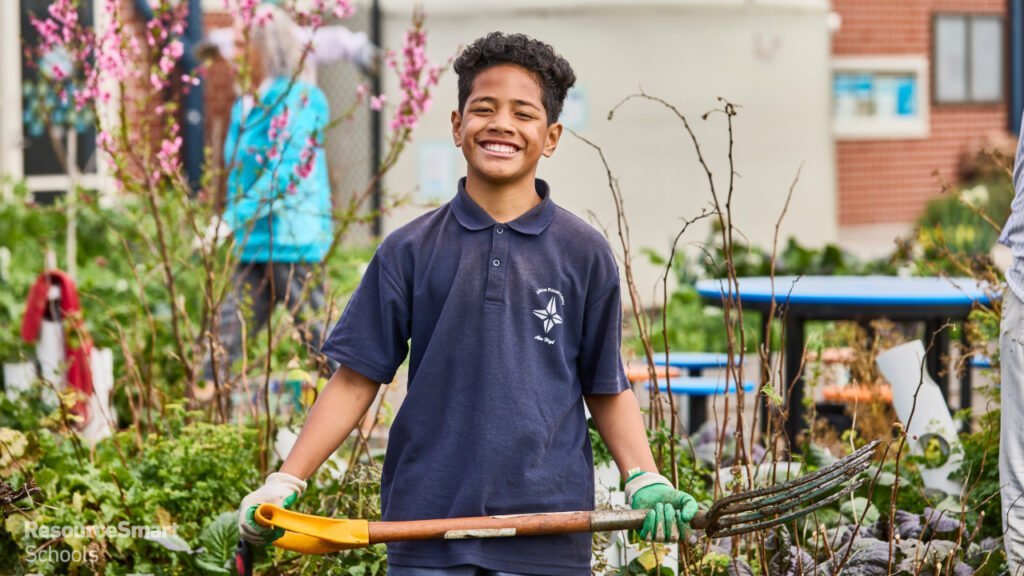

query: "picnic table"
left=648, top=375, right=756, bottom=432
left=695, top=275, right=994, bottom=441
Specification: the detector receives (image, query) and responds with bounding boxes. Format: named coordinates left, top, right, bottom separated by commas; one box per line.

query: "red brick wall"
left=202, top=12, right=237, bottom=205
left=832, top=0, right=1009, bottom=226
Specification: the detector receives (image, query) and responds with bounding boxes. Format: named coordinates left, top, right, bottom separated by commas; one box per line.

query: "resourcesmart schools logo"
left=21, top=521, right=178, bottom=568
left=24, top=521, right=178, bottom=540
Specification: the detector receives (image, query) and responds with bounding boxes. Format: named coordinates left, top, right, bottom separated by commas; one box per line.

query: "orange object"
left=624, top=365, right=681, bottom=384
left=805, top=347, right=855, bottom=365
left=822, top=384, right=892, bottom=404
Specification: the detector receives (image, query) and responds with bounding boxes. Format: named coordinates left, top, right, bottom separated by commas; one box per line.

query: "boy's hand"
left=238, top=472, right=307, bottom=545
left=625, top=471, right=698, bottom=542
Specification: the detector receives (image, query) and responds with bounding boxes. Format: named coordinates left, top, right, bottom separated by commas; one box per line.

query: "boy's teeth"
left=484, top=143, right=516, bottom=154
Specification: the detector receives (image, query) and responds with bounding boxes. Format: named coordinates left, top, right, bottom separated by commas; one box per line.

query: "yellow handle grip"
left=255, top=503, right=370, bottom=554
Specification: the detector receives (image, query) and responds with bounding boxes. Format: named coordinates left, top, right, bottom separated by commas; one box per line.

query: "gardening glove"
left=238, top=472, right=307, bottom=545
left=625, top=470, right=698, bottom=542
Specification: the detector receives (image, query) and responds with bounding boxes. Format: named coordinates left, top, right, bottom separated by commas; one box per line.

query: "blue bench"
left=646, top=376, right=756, bottom=432
left=970, top=355, right=992, bottom=369
left=651, top=352, right=738, bottom=377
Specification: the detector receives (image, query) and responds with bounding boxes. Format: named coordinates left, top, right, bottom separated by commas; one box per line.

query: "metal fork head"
left=701, top=439, right=880, bottom=538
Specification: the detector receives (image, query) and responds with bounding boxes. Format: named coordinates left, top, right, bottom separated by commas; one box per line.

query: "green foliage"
left=951, top=406, right=1002, bottom=538
left=2, top=407, right=261, bottom=573
left=917, top=180, right=1012, bottom=255
left=711, top=236, right=899, bottom=278
left=911, top=176, right=1013, bottom=275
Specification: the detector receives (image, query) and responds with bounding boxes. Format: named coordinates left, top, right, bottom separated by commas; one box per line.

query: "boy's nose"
left=486, top=112, right=515, bottom=134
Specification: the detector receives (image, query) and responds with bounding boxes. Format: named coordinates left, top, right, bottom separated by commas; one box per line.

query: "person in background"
left=997, top=112, right=1024, bottom=575
left=199, top=3, right=337, bottom=406
left=203, top=12, right=378, bottom=84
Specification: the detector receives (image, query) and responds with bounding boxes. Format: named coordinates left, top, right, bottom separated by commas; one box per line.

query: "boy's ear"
left=451, top=110, right=463, bottom=147
left=542, top=122, right=563, bottom=158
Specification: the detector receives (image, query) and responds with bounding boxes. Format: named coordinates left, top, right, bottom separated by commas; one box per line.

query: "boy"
left=238, top=32, right=697, bottom=575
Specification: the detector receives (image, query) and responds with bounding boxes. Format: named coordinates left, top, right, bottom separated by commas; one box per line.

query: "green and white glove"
left=625, top=470, right=698, bottom=542
left=238, top=472, right=307, bottom=545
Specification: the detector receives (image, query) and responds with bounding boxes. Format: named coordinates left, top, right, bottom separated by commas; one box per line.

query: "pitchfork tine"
left=708, top=478, right=868, bottom=538
left=714, top=445, right=875, bottom=516
left=716, top=460, right=869, bottom=527
left=712, top=440, right=879, bottom=512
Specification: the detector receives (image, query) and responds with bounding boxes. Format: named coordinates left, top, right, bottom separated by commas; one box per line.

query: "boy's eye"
left=472, top=107, right=492, bottom=114
left=516, top=112, right=534, bottom=119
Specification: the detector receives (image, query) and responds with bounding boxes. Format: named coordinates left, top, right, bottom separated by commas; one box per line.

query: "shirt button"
left=492, top=259, right=500, bottom=267
left=496, top=226, right=504, bottom=234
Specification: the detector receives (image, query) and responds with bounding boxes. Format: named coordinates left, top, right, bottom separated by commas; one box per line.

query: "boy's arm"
left=238, top=365, right=380, bottom=545
left=584, top=389, right=657, bottom=477
left=280, top=365, right=382, bottom=480
left=585, top=389, right=698, bottom=543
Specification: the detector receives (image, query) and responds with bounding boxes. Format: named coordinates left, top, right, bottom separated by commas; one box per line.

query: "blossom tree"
left=24, top=0, right=445, bottom=448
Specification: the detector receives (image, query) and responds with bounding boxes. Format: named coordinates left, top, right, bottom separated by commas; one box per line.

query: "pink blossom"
left=370, top=94, right=386, bottom=111
left=253, top=8, right=274, bottom=28
left=167, top=39, right=183, bottom=59
left=159, top=55, right=175, bottom=75
left=268, top=108, right=290, bottom=140
left=384, top=10, right=440, bottom=140
left=157, top=135, right=183, bottom=175
left=334, top=0, right=355, bottom=19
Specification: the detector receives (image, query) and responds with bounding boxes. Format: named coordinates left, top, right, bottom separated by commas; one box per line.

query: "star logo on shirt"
left=533, top=297, right=563, bottom=334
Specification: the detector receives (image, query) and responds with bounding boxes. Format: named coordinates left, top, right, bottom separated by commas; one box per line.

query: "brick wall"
left=832, top=0, right=1009, bottom=226
left=202, top=12, right=236, bottom=205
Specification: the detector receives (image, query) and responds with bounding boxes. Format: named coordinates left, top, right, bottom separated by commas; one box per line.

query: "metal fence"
left=316, top=8, right=378, bottom=247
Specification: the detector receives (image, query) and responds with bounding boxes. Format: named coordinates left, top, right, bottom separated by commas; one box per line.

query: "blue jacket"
left=223, top=78, right=333, bottom=263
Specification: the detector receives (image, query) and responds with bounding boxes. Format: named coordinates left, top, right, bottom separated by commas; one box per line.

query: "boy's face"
left=452, top=64, right=563, bottom=188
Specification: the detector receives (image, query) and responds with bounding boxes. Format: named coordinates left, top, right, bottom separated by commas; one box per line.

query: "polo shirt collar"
left=451, top=177, right=556, bottom=236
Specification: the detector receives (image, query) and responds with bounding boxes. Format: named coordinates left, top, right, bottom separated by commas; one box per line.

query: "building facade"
left=831, top=0, right=1017, bottom=227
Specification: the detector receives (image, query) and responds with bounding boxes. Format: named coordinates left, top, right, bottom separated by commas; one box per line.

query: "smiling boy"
left=238, top=32, right=697, bottom=575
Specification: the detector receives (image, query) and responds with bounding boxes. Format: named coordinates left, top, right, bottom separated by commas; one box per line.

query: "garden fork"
left=254, top=440, right=879, bottom=553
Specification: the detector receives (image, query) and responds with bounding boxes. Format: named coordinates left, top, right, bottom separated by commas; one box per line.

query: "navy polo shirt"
left=321, top=178, right=629, bottom=574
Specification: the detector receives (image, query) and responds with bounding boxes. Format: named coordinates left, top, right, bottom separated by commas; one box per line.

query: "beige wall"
left=378, top=0, right=836, bottom=297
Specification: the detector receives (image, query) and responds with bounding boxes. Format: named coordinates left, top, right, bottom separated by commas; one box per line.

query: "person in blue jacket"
left=201, top=3, right=337, bottom=401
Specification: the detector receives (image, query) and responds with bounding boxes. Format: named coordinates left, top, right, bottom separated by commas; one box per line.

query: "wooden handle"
left=690, top=510, right=709, bottom=530
left=367, top=509, right=709, bottom=544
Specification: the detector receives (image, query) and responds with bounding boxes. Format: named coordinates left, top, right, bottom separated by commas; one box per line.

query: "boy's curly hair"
left=454, top=32, right=576, bottom=124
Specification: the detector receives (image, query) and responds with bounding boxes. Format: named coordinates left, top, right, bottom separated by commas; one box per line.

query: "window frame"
left=931, top=12, right=1006, bottom=106
left=832, top=56, right=930, bottom=140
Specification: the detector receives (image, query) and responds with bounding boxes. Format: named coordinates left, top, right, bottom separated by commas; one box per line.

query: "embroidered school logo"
left=533, top=288, right=565, bottom=345
left=534, top=298, right=562, bottom=333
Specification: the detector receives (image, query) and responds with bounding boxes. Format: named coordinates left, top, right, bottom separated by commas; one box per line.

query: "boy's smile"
left=452, top=64, right=562, bottom=206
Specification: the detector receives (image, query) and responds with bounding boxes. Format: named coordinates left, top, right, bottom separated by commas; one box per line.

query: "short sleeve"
left=579, top=277, right=629, bottom=396
left=321, top=249, right=410, bottom=384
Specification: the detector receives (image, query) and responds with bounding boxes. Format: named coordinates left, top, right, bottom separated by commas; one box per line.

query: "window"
left=933, top=14, right=1004, bottom=104
left=833, top=57, right=929, bottom=139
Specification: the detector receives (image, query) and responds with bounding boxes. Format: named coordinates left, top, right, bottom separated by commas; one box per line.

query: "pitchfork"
left=249, top=440, right=879, bottom=554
